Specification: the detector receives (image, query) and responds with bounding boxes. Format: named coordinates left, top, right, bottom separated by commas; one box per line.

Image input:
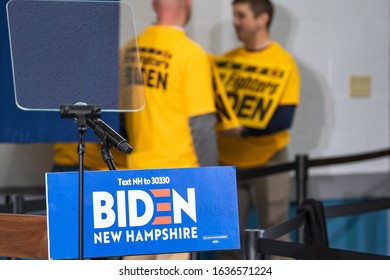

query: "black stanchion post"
left=295, top=154, right=309, bottom=243
left=243, top=229, right=261, bottom=260
left=295, top=154, right=309, bottom=205
left=9, top=194, right=24, bottom=214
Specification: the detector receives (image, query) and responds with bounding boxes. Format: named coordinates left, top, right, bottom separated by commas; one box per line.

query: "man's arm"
left=189, top=113, right=219, bottom=166
left=241, top=105, right=296, bottom=137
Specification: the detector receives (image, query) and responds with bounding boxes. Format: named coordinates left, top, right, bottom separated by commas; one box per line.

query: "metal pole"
left=78, top=117, right=87, bottom=260
left=295, top=155, right=309, bottom=243
left=243, top=229, right=261, bottom=260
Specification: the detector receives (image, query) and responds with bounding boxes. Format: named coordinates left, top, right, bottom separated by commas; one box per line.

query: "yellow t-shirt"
left=216, top=42, right=300, bottom=168
left=123, top=26, right=215, bottom=169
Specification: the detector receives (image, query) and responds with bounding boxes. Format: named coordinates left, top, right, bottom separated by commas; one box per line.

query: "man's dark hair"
left=232, top=0, right=274, bottom=29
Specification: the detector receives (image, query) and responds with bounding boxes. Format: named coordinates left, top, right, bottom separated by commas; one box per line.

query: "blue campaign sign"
left=46, top=166, right=240, bottom=259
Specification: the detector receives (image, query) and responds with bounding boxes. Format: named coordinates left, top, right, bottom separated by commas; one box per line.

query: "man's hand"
left=218, top=126, right=243, bottom=137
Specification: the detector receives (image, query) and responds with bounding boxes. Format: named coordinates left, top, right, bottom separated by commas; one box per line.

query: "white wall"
left=1, top=0, right=389, bottom=188
left=188, top=0, right=390, bottom=175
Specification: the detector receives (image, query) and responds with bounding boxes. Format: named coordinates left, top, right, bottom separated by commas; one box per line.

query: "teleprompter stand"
left=60, top=104, right=101, bottom=260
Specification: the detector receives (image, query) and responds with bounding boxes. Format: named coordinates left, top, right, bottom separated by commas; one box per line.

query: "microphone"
left=86, top=117, right=133, bottom=154
left=73, top=102, right=132, bottom=154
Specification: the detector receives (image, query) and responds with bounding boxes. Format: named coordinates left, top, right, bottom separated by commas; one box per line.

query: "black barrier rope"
left=236, top=148, right=390, bottom=182
left=309, top=148, right=390, bottom=168
left=325, top=197, right=390, bottom=219
left=261, top=212, right=307, bottom=240
left=236, top=162, right=295, bottom=181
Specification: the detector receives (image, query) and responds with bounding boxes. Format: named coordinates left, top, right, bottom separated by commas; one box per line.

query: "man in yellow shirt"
left=122, top=0, right=218, bottom=260
left=215, top=0, right=300, bottom=259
